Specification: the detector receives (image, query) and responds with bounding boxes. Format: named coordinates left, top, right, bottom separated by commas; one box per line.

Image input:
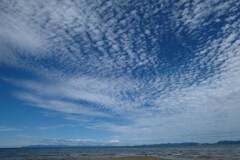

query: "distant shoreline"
left=1, top=140, right=239, bottom=149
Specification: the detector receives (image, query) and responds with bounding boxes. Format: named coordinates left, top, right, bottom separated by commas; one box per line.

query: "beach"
left=0, top=145, right=240, bottom=160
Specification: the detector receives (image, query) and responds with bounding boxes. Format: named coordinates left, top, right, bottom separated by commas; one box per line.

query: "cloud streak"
left=37, top=138, right=120, bottom=146
left=1, top=0, right=240, bottom=143
left=0, top=126, right=22, bottom=132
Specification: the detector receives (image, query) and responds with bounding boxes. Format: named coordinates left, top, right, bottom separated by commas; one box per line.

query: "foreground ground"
left=113, top=156, right=166, bottom=160
left=21, top=156, right=168, bottom=160
left=0, top=145, right=240, bottom=160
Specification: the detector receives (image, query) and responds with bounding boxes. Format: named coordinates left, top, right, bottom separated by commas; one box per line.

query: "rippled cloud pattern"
left=0, top=0, right=240, bottom=145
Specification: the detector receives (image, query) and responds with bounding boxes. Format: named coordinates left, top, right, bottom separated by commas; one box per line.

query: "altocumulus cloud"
left=1, top=0, right=240, bottom=144
left=38, top=138, right=120, bottom=146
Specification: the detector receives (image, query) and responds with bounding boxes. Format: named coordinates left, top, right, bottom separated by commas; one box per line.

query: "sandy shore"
left=57, top=156, right=166, bottom=160
left=112, top=156, right=166, bottom=160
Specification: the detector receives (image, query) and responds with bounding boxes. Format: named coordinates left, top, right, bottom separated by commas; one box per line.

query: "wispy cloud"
left=16, top=92, right=110, bottom=118
left=0, top=126, right=22, bottom=132
left=1, top=0, right=240, bottom=143
left=37, top=124, right=76, bottom=130
left=37, top=138, right=120, bottom=146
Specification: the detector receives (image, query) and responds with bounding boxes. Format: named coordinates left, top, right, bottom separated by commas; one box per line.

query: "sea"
left=0, top=145, right=240, bottom=160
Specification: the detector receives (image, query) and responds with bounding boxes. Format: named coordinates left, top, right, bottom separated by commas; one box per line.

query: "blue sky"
left=0, top=0, right=240, bottom=147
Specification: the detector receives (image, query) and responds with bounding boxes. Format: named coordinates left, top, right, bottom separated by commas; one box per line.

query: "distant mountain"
left=137, top=140, right=240, bottom=148
left=137, top=142, right=200, bottom=148
left=23, top=140, right=240, bottom=148
left=216, top=140, right=240, bottom=145
left=24, top=145, right=71, bottom=148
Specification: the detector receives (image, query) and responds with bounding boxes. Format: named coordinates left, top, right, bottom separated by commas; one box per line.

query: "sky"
left=0, top=0, right=240, bottom=147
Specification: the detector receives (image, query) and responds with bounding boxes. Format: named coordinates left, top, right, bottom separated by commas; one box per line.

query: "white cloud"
left=38, top=138, right=120, bottom=146
left=16, top=92, right=110, bottom=118
left=0, top=126, right=22, bottom=132
left=1, top=0, right=240, bottom=143
left=37, top=124, right=75, bottom=130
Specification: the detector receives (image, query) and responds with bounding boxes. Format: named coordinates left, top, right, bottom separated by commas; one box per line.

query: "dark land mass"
left=0, top=141, right=240, bottom=160
left=23, top=140, right=240, bottom=148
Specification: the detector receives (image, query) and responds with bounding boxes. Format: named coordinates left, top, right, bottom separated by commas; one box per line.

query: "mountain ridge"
left=23, top=140, right=240, bottom=148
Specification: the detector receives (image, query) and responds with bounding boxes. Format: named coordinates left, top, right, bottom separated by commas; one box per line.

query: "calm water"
left=0, top=145, right=240, bottom=160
